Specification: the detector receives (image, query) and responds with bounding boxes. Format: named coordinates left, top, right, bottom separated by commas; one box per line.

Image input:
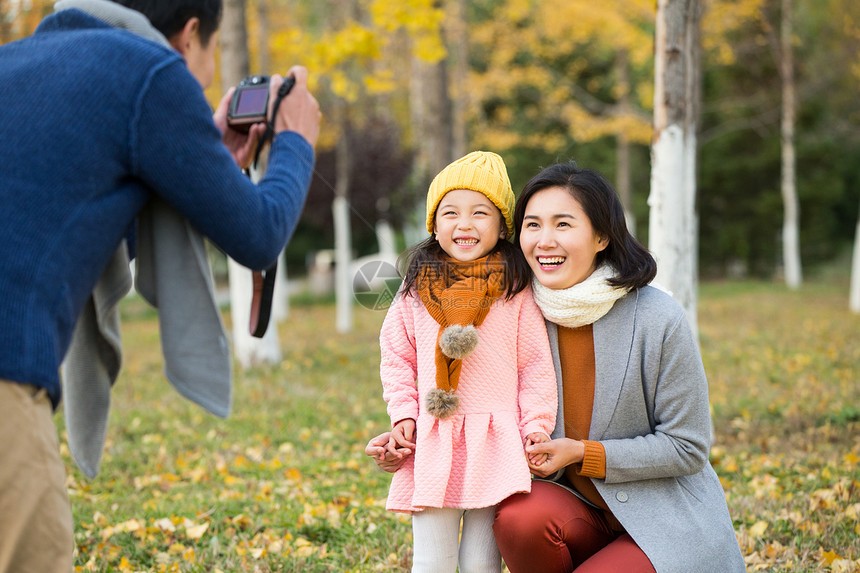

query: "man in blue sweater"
left=0, top=0, right=320, bottom=570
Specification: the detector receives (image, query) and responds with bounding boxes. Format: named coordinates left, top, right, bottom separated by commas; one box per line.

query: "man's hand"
left=365, top=431, right=412, bottom=473
left=212, top=87, right=267, bottom=169
left=271, top=67, right=320, bottom=147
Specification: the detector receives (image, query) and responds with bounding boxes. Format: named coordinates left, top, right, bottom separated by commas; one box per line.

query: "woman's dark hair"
left=513, top=161, right=657, bottom=290
left=112, top=0, right=223, bottom=45
left=399, top=237, right=531, bottom=300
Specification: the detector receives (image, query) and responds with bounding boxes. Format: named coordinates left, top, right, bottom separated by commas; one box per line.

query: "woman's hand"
left=524, top=432, right=551, bottom=467
left=525, top=437, right=585, bottom=478
left=365, top=431, right=412, bottom=473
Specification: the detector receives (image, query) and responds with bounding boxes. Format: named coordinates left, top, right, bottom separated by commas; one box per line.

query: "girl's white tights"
left=411, top=506, right=502, bottom=573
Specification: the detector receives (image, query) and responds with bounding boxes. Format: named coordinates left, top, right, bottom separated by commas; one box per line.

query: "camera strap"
left=252, top=75, right=296, bottom=171
left=248, top=75, right=296, bottom=338
left=249, top=264, right=277, bottom=338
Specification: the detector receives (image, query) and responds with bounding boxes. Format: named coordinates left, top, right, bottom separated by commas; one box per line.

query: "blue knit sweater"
left=0, top=10, right=315, bottom=405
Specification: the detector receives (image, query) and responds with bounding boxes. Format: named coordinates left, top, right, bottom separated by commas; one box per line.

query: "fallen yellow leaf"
left=821, top=550, right=843, bottom=565
left=185, top=522, right=209, bottom=540
left=154, top=518, right=175, bottom=532
left=749, top=520, right=769, bottom=537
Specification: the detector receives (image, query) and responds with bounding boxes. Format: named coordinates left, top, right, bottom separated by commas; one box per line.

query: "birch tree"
left=851, top=200, right=860, bottom=313
left=411, top=52, right=455, bottom=221
left=447, top=0, right=469, bottom=159
left=849, top=1, right=860, bottom=313
left=648, top=0, right=702, bottom=337
left=616, top=49, right=636, bottom=234
left=333, top=103, right=354, bottom=332
left=773, top=0, right=802, bottom=288
left=221, top=0, right=282, bottom=365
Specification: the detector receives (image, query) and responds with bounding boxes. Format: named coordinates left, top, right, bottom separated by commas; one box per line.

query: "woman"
left=368, top=161, right=746, bottom=573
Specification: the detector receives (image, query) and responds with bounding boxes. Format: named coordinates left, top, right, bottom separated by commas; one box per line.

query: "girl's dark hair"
left=112, top=0, right=223, bottom=45
left=513, top=161, right=657, bottom=290
left=399, top=237, right=531, bottom=300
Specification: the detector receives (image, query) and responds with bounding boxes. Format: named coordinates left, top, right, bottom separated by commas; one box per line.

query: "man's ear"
left=168, top=17, right=200, bottom=56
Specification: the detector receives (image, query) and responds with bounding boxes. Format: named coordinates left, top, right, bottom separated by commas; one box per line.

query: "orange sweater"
left=558, top=325, right=623, bottom=530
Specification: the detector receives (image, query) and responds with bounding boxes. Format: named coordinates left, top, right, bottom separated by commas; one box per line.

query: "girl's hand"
left=524, top=432, right=551, bottom=467
left=525, top=437, right=585, bottom=478
left=365, top=431, right=411, bottom=473
left=388, top=419, right=416, bottom=453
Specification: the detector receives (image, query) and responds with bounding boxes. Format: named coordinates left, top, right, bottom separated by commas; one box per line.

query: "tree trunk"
left=448, top=0, right=469, bottom=159
left=648, top=0, right=701, bottom=338
left=227, top=162, right=283, bottom=366
left=780, top=0, right=802, bottom=289
left=405, top=53, right=455, bottom=247
left=221, top=0, right=282, bottom=365
left=850, top=201, right=860, bottom=313
left=616, top=49, right=635, bottom=236
left=334, top=103, right=354, bottom=333
left=255, top=0, right=270, bottom=74
left=0, top=0, right=11, bottom=44
left=220, top=0, right=250, bottom=87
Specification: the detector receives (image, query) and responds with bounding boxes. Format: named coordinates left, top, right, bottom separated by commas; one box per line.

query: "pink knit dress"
left=380, top=286, right=557, bottom=513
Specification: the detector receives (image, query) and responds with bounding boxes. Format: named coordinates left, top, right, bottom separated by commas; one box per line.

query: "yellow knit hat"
left=426, top=151, right=515, bottom=239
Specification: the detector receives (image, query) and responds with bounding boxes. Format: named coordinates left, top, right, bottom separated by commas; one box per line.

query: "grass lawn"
left=61, top=280, right=859, bottom=572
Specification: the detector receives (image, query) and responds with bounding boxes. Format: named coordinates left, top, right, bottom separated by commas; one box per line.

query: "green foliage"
left=5, top=0, right=860, bottom=279
left=698, top=0, right=860, bottom=277
left=285, top=116, right=414, bottom=272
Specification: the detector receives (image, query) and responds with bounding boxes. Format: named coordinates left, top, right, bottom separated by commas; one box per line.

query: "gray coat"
left=546, top=286, right=746, bottom=573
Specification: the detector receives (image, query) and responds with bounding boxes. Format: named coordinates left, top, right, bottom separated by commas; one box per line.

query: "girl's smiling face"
left=519, top=186, right=608, bottom=289
left=433, top=189, right=506, bottom=262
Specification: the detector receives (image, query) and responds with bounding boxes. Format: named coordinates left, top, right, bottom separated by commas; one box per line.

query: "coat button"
left=616, top=491, right=629, bottom=503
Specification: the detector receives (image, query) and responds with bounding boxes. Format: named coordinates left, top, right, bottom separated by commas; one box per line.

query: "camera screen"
left=236, top=86, right=269, bottom=115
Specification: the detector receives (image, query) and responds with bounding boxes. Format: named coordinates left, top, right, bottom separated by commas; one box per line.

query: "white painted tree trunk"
left=648, top=0, right=701, bottom=339
left=272, top=252, right=289, bottom=322
left=376, top=219, right=397, bottom=259
left=227, top=259, right=282, bottom=367
left=228, top=161, right=282, bottom=367
left=334, top=196, right=353, bottom=333
left=220, top=0, right=281, bottom=367
left=649, top=127, right=698, bottom=336
left=850, top=208, right=860, bottom=313
left=334, top=112, right=353, bottom=333
left=780, top=0, right=802, bottom=289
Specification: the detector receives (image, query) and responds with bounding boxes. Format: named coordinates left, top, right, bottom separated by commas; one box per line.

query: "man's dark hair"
left=112, top=0, right=223, bottom=45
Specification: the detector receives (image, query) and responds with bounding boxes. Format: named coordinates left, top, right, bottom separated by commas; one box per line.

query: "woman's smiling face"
left=519, top=186, right=608, bottom=289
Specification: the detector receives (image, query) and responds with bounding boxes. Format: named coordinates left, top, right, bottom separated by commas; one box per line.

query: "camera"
left=227, top=75, right=271, bottom=133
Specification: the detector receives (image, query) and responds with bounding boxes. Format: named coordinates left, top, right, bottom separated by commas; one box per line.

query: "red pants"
left=493, top=481, right=656, bottom=573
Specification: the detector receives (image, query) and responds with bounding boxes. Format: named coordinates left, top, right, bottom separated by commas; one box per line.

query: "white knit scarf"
left=531, top=264, right=630, bottom=328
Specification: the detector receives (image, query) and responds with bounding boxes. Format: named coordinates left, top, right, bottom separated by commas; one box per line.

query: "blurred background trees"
left=4, top=0, right=859, bottom=286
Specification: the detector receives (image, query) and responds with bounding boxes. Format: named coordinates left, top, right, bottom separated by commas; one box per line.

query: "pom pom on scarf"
left=438, top=325, right=479, bottom=359
left=425, top=388, right=460, bottom=419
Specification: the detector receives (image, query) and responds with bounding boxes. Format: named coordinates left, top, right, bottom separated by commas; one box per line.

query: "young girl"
left=377, top=151, right=557, bottom=572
